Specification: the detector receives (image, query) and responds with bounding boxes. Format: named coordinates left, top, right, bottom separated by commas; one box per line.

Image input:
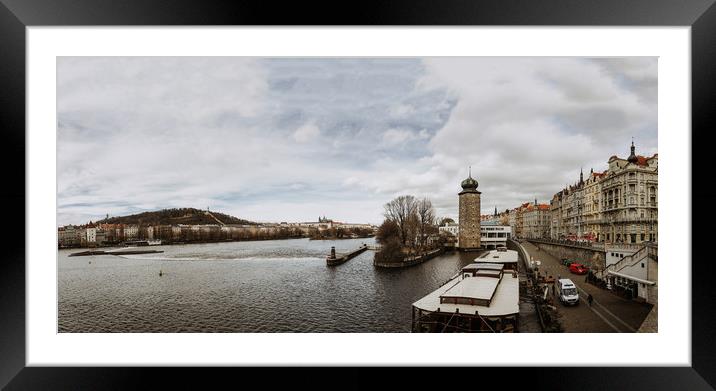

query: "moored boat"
left=411, top=248, right=520, bottom=332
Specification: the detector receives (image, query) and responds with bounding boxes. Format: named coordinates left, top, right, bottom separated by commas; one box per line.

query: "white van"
left=556, top=278, right=579, bottom=306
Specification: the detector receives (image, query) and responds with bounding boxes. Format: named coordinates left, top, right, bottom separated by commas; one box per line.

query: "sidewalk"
left=522, top=241, right=653, bottom=332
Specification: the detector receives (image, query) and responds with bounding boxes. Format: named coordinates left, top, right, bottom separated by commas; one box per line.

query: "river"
left=58, top=238, right=484, bottom=332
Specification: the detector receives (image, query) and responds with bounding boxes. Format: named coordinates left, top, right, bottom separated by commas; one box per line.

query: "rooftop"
left=442, top=276, right=499, bottom=301
left=412, top=272, right=519, bottom=316
left=462, top=263, right=504, bottom=271
left=475, top=249, right=519, bottom=264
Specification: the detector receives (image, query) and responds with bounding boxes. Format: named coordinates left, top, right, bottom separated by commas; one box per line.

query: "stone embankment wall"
left=527, top=240, right=606, bottom=270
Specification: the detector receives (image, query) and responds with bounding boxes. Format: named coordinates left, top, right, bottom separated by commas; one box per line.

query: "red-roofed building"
left=523, top=200, right=551, bottom=239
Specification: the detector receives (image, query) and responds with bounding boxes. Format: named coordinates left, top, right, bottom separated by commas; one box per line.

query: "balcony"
left=593, top=216, right=657, bottom=224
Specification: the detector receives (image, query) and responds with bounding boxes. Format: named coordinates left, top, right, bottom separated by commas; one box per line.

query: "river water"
left=58, top=238, right=485, bottom=332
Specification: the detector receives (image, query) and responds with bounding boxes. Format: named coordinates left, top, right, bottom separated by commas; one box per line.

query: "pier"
left=326, top=244, right=369, bottom=266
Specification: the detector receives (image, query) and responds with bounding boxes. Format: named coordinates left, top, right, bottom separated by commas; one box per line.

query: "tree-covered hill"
left=97, top=208, right=257, bottom=226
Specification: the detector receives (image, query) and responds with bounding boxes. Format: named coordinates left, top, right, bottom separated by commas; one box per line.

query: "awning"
left=607, top=270, right=656, bottom=285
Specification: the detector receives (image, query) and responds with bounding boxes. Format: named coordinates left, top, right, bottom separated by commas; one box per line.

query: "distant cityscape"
left=58, top=212, right=376, bottom=249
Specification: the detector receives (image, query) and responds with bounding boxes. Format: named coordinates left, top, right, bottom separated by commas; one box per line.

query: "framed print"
left=1, top=0, right=715, bottom=389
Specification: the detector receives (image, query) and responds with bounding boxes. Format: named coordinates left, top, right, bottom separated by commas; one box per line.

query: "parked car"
left=569, top=263, right=589, bottom=275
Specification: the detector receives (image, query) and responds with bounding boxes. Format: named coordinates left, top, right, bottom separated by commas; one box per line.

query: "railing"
left=593, top=217, right=657, bottom=224
left=531, top=238, right=649, bottom=252
left=528, top=238, right=605, bottom=251
left=596, top=242, right=657, bottom=279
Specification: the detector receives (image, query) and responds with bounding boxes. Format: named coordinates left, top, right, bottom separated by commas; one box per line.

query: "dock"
left=68, top=249, right=165, bottom=257
left=326, top=244, right=369, bottom=266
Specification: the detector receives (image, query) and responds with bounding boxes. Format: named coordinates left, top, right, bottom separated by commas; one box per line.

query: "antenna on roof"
left=468, top=165, right=472, bottom=177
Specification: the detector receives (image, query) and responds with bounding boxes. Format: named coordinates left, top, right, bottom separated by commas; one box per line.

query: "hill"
left=97, top=208, right=257, bottom=226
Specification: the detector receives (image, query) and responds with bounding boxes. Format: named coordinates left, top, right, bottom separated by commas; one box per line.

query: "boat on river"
left=411, top=248, right=520, bottom=332
left=123, top=239, right=162, bottom=247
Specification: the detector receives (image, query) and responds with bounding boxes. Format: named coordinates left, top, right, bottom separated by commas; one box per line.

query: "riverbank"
left=373, top=248, right=444, bottom=268
left=310, top=236, right=374, bottom=241
left=58, top=235, right=313, bottom=251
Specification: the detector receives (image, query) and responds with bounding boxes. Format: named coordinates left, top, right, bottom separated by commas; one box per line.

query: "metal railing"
left=596, top=243, right=657, bottom=279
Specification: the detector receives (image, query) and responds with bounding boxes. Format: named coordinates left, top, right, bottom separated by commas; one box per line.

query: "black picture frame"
left=1, top=0, right=713, bottom=389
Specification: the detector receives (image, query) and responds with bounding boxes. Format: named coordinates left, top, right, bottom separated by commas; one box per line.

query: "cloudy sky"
left=57, top=57, right=657, bottom=225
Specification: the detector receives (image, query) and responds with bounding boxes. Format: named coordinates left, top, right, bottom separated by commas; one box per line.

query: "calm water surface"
left=58, top=238, right=482, bottom=332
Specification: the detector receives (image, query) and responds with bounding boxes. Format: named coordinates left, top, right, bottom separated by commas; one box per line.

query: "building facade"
left=458, top=171, right=481, bottom=250
left=599, top=142, right=658, bottom=243
left=480, top=222, right=512, bottom=248
left=548, top=141, right=658, bottom=244
left=522, top=201, right=551, bottom=239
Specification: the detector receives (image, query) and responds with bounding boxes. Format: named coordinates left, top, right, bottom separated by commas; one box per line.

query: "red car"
left=569, top=263, right=589, bottom=275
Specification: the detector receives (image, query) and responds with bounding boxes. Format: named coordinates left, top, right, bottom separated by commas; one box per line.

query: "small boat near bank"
left=411, top=247, right=520, bottom=333
left=123, top=239, right=162, bottom=247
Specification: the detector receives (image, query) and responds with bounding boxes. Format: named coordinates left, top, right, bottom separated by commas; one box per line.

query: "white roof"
left=412, top=273, right=519, bottom=316
left=473, top=269, right=502, bottom=277
left=442, top=276, right=499, bottom=301
left=558, top=278, right=575, bottom=287
left=475, top=249, right=519, bottom=264
left=462, top=263, right=504, bottom=271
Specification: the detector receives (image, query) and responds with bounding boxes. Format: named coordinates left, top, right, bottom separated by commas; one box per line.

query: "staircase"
left=596, top=243, right=657, bottom=279
left=204, top=211, right=226, bottom=226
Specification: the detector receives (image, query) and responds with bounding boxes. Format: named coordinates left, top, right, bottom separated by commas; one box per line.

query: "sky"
left=57, top=57, right=657, bottom=226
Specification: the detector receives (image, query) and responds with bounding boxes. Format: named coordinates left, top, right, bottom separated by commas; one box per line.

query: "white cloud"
left=389, top=103, right=415, bottom=117
left=292, top=122, right=320, bottom=143
left=57, top=57, right=656, bottom=226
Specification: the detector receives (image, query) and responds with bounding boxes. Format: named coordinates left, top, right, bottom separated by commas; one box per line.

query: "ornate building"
left=599, top=141, right=658, bottom=243
left=458, top=169, right=481, bottom=250
left=522, top=200, right=551, bottom=239
left=548, top=141, right=657, bottom=244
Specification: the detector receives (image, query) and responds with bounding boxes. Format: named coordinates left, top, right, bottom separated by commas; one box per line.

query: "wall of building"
left=529, top=240, right=606, bottom=270
left=605, top=249, right=637, bottom=267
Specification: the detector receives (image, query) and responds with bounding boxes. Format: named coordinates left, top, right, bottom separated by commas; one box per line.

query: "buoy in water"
left=159, top=270, right=163, bottom=277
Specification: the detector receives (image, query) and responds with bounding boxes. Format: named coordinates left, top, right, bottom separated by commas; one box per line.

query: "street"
left=521, top=241, right=653, bottom=333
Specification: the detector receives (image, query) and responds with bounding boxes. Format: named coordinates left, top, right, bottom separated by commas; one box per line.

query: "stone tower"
left=458, top=168, right=481, bottom=251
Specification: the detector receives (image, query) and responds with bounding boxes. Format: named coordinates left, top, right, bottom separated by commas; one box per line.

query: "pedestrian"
left=587, top=293, right=593, bottom=306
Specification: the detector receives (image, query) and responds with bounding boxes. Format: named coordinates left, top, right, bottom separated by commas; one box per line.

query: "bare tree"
left=383, top=195, right=418, bottom=246
left=416, top=198, right=436, bottom=250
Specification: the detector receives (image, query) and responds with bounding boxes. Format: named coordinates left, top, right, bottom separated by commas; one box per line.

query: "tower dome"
left=460, top=166, right=479, bottom=191
left=461, top=176, right=478, bottom=190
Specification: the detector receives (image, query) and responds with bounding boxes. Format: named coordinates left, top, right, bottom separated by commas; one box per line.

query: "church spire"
left=628, top=138, right=638, bottom=163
